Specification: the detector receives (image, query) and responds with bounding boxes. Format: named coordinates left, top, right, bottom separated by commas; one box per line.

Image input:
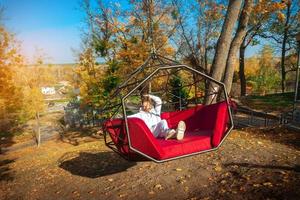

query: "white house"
left=41, top=87, right=56, bottom=95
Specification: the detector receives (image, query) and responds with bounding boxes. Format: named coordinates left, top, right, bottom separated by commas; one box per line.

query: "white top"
left=128, top=94, right=162, bottom=132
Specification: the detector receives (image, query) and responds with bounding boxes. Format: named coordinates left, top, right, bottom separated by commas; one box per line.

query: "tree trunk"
left=210, top=0, right=242, bottom=81
left=239, top=38, right=247, bottom=96
left=223, top=0, right=253, bottom=94
left=280, top=3, right=291, bottom=93
left=35, top=112, right=41, bottom=147
left=206, top=0, right=242, bottom=103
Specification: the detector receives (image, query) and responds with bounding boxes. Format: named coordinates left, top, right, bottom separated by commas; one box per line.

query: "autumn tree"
left=238, top=1, right=286, bottom=96
left=16, top=50, right=49, bottom=146
left=173, top=0, right=224, bottom=74
left=0, top=22, right=24, bottom=132
left=264, top=0, right=300, bottom=93
left=249, top=45, right=280, bottom=94
left=79, top=0, right=177, bottom=110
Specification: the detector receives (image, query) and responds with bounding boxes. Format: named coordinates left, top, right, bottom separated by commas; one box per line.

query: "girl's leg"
left=153, top=119, right=170, bottom=138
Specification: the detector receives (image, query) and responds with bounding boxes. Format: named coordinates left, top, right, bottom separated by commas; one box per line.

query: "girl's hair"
left=141, top=95, right=152, bottom=105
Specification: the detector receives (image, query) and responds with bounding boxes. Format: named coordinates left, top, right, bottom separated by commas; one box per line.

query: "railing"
left=233, top=106, right=293, bottom=128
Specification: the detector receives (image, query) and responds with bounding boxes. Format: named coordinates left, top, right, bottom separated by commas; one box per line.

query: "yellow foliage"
left=277, top=12, right=286, bottom=22
left=20, top=87, right=45, bottom=120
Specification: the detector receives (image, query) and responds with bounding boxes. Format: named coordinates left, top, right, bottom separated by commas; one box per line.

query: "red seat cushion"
left=162, top=101, right=229, bottom=147
left=157, top=130, right=212, bottom=159
left=127, top=118, right=162, bottom=159
left=104, top=100, right=230, bottom=161
left=103, top=119, right=131, bottom=155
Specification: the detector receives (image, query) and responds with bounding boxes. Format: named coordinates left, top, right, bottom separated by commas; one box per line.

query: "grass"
left=241, top=92, right=295, bottom=112
left=47, top=98, right=69, bottom=103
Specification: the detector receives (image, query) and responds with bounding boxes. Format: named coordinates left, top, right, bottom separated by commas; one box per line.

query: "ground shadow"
left=262, top=128, right=300, bottom=151
left=224, top=162, right=300, bottom=172
left=58, top=151, right=136, bottom=178
left=0, top=159, right=15, bottom=182
left=241, top=126, right=300, bottom=150
left=59, top=126, right=101, bottom=146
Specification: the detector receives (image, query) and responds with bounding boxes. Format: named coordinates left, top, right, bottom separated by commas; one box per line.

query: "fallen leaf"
left=118, top=194, right=127, bottom=198
left=154, top=184, right=163, bottom=190
left=263, top=182, right=273, bottom=187
left=149, top=191, right=155, bottom=195
left=214, top=166, right=222, bottom=172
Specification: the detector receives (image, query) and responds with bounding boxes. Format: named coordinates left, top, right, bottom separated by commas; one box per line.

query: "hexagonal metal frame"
left=103, top=55, right=234, bottom=163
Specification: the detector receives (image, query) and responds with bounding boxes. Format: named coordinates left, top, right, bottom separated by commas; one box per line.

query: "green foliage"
left=169, top=74, right=189, bottom=108
left=171, top=9, right=178, bottom=20
left=102, top=60, right=121, bottom=97
left=248, top=66, right=281, bottom=95
left=246, top=45, right=281, bottom=95
left=93, top=38, right=109, bottom=57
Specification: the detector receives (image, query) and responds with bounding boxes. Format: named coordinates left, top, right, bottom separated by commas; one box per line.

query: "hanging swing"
left=101, top=1, right=234, bottom=162
left=102, top=52, right=234, bottom=162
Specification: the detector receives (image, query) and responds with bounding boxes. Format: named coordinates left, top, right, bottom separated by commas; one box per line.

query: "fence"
left=233, top=106, right=293, bottom=128
left=63, top=102, right=103, bottom=128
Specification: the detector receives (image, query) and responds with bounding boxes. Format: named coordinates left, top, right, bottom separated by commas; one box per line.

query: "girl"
left=129, top=94, right=186, bottom=140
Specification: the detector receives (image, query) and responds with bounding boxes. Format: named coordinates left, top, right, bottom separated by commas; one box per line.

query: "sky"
left=2, top=0, right=85, bottom=64
left=1, top=0, right=262, bottom=64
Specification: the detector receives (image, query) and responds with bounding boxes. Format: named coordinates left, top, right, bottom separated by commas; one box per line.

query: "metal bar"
left=294, top=42, right=300, bottom=103
left=156, top=54, right=181, bottom=65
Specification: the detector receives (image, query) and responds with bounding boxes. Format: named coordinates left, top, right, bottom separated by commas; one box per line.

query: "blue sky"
left=1, top=0, right=262, bottom=64
left=2, top=0, right=85, bottom=64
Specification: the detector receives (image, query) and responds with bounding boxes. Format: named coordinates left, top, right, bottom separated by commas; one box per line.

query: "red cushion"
left=210, top=102, right=229, bottom=147
left=103, top=119, right=130, bottom=155
left=104, top=100, right=230, bottom=160
left=128, top=118, right=212, bottom=160
left=127, top=118, right=162, bottom=159
left=162, top=101, right=229, bottom=147
left=157, top=130, right=212, bottom=159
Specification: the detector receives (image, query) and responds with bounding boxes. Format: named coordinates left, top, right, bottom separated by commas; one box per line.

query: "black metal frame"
left=294, top=41, right=300, bottom=103
left=104, top=54, right=234, bottom=163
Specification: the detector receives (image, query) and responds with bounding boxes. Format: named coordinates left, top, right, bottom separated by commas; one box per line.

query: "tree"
left=223, top=0, right=253, bottom=93
left=79, top=0, right=177, bottom=111
left=17, top=50, right=48, bottom=146
left=173, top=0, right=224, bottom=74
left=204, top=0, right=242, bottom=103
left=0, top=24, right=24, bottom=131
left=266, top=0, right=300, bottom=93
left=236, top=0, right=287, bottom=96
left=249, top=45, right=280, bottom=94
left=210, top=0, right=242, bottom=82
left=169, top=73, right=189, bottom=109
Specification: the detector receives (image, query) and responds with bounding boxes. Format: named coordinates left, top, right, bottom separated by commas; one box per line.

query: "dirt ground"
left=0, top=126, right=299, bottom=200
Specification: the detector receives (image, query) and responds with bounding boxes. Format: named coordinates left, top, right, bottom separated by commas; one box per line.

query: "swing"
left=102, top=53, right=234, bottom=162
left=101, top=1, right=233, bottom=162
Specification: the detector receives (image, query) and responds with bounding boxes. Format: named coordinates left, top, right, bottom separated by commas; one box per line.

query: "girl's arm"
left=148, top=94, right=162, bottom=115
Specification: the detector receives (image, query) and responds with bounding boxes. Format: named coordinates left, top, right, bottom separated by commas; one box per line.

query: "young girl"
left=129, top=94, right=186, bottom=140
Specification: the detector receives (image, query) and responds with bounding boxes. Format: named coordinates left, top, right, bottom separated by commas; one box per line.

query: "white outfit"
left=128, top=95, right=170, bottom=138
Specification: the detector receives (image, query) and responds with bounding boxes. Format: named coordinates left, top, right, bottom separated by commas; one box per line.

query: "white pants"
left=152, top=119, right=170, bottom=138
